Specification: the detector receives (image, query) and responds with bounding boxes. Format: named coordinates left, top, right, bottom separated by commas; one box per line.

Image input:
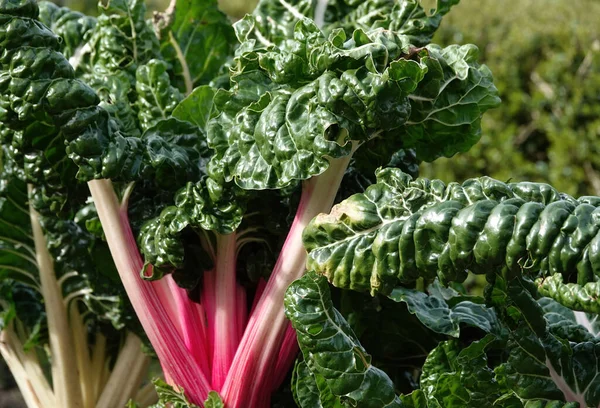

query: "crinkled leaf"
left=249, top=0, right=459, bottom=48
left=155, top=0, right=236, bottom=91
left=338, top=289, right=439, bottom=394
left=0, top=2, right=213, bottom=190
left=388, top=280, right=501, bottom=337
left=211, top=16, right=496, bottom=190
left=285, top=271, right=403, bottom=407
left=89, top=0, right=160, bottom=74
left=0, top=163, right=37, bottom=288
left=292, top=358, right=343, bottom=408
left=136, top=59, right=184, bottom=131
left=83, top=69, right=141, bottom=138
left=140, top=379, right=200, bottom=408
left=203, top=391, right=224, bottom=408
left=37, top=1, right=96, bottom=60
left=328, top=0, right=460, bottom=47
left=404, top=44, right=501, bottom=161
left=539, top=297, right=599, bottom=342
left=494, top=281, right=600, bottom=408
left=304, top=169, right=600, bottom=314
left=399, top=390, right=429, bottom=408
left=140, top=118, right=209, bottom=188
left=536, top=273, right=600, bottom=314
left=138, top=180, right=245, bottom=278
left=420, top=335, right=505, bottom=408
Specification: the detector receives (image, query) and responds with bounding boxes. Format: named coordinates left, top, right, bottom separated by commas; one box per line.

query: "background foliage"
left=421, top=0, right=600, bottom=197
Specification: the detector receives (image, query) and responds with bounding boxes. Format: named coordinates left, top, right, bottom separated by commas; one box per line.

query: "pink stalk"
left=88, top=180, right=211, bottom=404
left=152, top=275, right=185, bottom=341
left=271, top=323, right=299, bottom=391
left=211, top=233, right=238, bottom=390
left=220, top=153, right=354, bottom=406
left=166, top=276, right=211, bottom=377
left=202, top=269, right=216, bottom=372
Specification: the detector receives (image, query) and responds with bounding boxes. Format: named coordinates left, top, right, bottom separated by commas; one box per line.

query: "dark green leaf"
left=155, top=0, right=236, bottom=91
left=145, top=378, right=200, bottom=408
left=136, top=59, right=184, bottom=131
left=304, top=169, right=600, bottom=314
left=292, top=358, right=343, bottom=408
left=38, top=1, right=96, bottom=60
left=285, top=272, right=403, bottom=407
left=388, top=280, right=501, bottom=337
left=172, top=85, right=216, bottom=132
left=420, top=335, right=505, bottom=408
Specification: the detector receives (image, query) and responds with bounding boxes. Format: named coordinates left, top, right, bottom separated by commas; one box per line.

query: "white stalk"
left=29, top=186, right=83, bottom=408
left=69, top=302, right=94, bottom=408
left=0, top=328, right=54, bottom=408
left=95, top=333, right=148, bottom=408
left=90, top=333, right=107, bottom=402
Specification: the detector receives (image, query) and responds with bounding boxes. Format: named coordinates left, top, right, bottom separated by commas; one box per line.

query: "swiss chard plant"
left=0, top=0, right=598, bottom=407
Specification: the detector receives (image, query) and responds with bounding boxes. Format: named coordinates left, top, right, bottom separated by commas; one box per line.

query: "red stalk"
left=220, top=153, right=353, bottom=406
left=167, top=277, right=211, bottom=377
left=202, top=269, right=216, bottom=375
left=271, top=323, right=298, bottom=391
left=211, top=233, right=238, bottom=390
left=88, top=180, right=211, bottom=404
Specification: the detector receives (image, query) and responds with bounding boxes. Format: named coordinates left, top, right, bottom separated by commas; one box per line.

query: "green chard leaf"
left=539, top=297, right=599, bottom=342
left=285, top=271, right=403, bottom=408
left=404, top=44, right=501, bottom=161
left=89, top=0, right=160, bottom=75
left=419, top=335, right=506, bottom=408
left=138, top=179, right=246, bottom=278
left=494, top=282, right=600, bottom=408
left=143, top=379, right=200, bottom=408
left=203, top=391, right=224, bottom=408
left=304, top=169, right=600, bottom=313
left=0, top=0, right=214, bottom=193
left=154, top=0, right=236, bottom=92
left=327, top=0, right=461, bottom=46
left=37, top=1, right=96, bottom=60
left=136, top=59, right=184, bottom=131
left=172, top=85, right=217, bottom=132
left=0, top=160, right=37, bottom=288
left=388, top=280, right=502, bottom=337
left=209, top=15, right=498, bottom=190
left=249, top=0, right=460, bottom=47
left=292, top=358, right=343, bottom=408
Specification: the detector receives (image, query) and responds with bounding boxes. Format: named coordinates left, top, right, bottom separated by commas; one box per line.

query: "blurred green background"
left=422, top=0, right=600, bottom=197
left=2, top=0, right=600, bottom=406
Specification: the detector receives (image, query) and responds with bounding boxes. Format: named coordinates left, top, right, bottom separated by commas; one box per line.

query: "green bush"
left=421, top=0, right=600, bottom=197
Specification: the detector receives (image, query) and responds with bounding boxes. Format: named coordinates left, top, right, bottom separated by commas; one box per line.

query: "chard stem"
left=212, top=232, right=239, bottom=390
left=169, top=31, right=193, bottom=95
left=271, top=323, right=298, bottom=391
left=90, top=333, right=107, bottom=402
left=220, top=149, right=355, bottom=406
left=87, top=179, right=211, bottom=404
left=28, top=185, right=84, bottom=408
left=0, top=327, right=55, bottom=408
left=68, top=302, right=94, bottom=408
left=167, top=276, right=211, bottom=378
left=96, top=333, right=148, bottom=408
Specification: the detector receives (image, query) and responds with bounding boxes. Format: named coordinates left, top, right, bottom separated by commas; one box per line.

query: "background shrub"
left=421, top=0, right=600, bottom=197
